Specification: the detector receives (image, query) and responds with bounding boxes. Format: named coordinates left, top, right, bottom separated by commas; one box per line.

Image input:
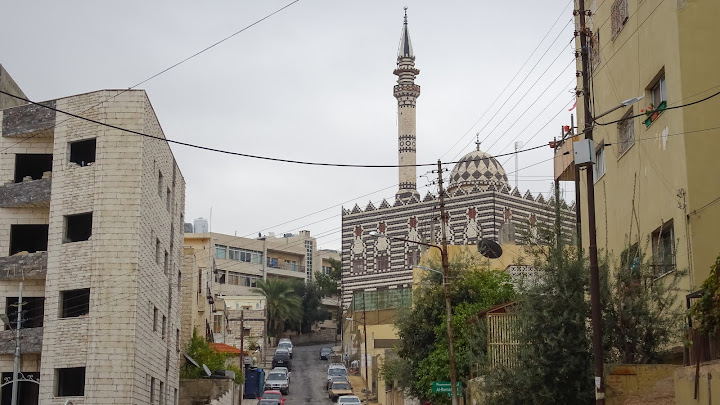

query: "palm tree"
left=253, top=278, right=302, bottom=339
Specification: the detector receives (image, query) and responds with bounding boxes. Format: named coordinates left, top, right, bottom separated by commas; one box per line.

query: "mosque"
left=340, top=11, right=575, bottom=306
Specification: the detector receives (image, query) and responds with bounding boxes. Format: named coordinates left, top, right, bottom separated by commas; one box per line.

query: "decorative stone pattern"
left=0, top=178, right=52, bottom=208
left=0, top=251, right=47, bottom=280
left=341, top=186, right=576, bottom=306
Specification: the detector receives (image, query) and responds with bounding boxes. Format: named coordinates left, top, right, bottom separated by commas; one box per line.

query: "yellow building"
left=557, top=0, right=720, bottom=295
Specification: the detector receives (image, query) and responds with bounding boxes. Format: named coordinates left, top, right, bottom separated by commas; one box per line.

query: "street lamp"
left=367, top=231, right=460, bottom=405
left=413, top=265, right=445, bottom=285
left=346, top=317, right=369, bottom=404
left=593, top=95, right=644, bottom=120
left=2, top=283, right=22, bottom=405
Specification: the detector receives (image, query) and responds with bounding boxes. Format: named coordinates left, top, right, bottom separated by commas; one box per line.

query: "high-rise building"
left=0, top=72, right=185, bottom=404
left=193, top=217, right=209, bottom=234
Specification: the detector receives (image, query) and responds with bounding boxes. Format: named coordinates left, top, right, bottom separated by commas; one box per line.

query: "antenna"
left=514, top=141, right=523, bottom=189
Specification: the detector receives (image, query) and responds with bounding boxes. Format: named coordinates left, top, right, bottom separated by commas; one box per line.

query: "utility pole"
left=577, top=1, right=605, bottom=403
left=11, top=281, right=23, bottom=405
left=437, top=160, right=459, bottom=405
left=362, top=297, right=369, bottom=405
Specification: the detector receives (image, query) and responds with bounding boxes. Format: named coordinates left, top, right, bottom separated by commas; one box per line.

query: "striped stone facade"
left=341, top=186, right=575, bottom=305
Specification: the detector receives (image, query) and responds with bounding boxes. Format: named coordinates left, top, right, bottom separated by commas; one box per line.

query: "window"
left=166, top=188, right=171, bottom=211
left=14, top=153, right=52, bottom=183
left=174, top=389, right=178, bottom=405
left=291, top=261, right=297, bottom=271
left=156, top=239, right=162, bottom=265
left=650, top=75, right=666, bottom=109
left=215, top=245, right=227, bottom=259
left=5, top=296, right=44, bottom=329
left=652, top=221, right=675, bottom=278
left=406, top=250, right=420, bottom=267
left=153, top=307, right=159, bottom=332
left=611, top=0, right=628, bottom=40
left=159, top=381, right=165, bottom=405
left=164, top=251, right=169, bottom=274
left=213, top=314, right=223, bottom=334
left=214, top=271, right=226, bottom=284
left=150, top=377, right=156, bottom=404
left=376, top=255, right=389, bottom=270
left=162, top=315, right=167, bottom=339
left=351, top=259, right=364, bottom=273
left=9, top=224, right=49, bottom=255
left=57, top=367, right=85, bottom=397
left=60, top=288, right=90, bottom=318
left=228, top=272, right=240, bottom=285
left=158, top=171, right=163, bottom=197
left=617, top=108, right=635, bottom=156
left=589, top=29, right=600, bottom=70
left=176, top=329, right=180, bottom=352
left=229, top=247, right=240, bottom=261
left=69, top=138, right=96, bottom=166
left=594, top=143, right=606, bottom=182
left=64, top=212, right=92, bottom=243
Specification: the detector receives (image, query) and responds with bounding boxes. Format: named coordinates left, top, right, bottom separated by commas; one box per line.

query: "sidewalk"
left=348, top=374, right=378, bottom=404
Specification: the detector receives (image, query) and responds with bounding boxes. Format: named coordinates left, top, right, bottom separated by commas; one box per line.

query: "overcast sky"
left=2, top=0, right=577, bottom=250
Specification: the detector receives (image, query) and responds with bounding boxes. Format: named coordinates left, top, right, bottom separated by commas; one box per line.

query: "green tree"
left=253, top=277, right=302, bottom=337
left=291, top=280, right=330, bottom=333
left=181, top=329, right=243, bottom=384
left=394, top=251, right=514, bottom=403
left=484, top=244, right=594, bottom=404
left=690, top=254, right=720, bottom=335
left=315, top=257, right=342, bottom=297
left=600, top=247, right=686, bottom=364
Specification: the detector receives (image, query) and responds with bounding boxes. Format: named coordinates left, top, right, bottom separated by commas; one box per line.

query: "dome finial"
left=475, top=132, right=481, bottom=151
left=404, top=6, right=408, bottom=24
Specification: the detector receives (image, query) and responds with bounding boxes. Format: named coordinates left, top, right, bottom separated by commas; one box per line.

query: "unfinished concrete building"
left=0, top=65, right=186, bottom=404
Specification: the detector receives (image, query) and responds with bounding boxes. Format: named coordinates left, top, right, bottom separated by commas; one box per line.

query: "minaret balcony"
left=393, top=67, right=420, bottom=76
left=393, top=84, right=421, bottom=99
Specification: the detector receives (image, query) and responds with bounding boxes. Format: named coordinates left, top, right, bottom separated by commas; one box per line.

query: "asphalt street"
left=246, top=343, right=337, bottom=404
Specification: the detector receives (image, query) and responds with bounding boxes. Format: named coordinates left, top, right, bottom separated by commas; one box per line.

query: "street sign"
left=431, top=381, right=462, bottom=396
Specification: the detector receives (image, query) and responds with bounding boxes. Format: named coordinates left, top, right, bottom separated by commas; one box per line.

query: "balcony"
left=0, top=177, right=51, bottom=208
left=266, top=262, right=305, bottom=273
left=1, top=100, right=56, bottom=138
left=0, top=251, right=48, bottom=280
left=0, top=327, right=43, bottom=354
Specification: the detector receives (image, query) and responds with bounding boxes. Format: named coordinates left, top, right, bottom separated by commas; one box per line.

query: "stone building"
left=341, top=12, right=575, bottom=307
left=0, top=67, right=185, bottom=404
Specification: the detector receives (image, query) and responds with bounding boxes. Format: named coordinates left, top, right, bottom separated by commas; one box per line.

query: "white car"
left=336, top=395, right=361, bottom=404
left=271, top=367, right=290, bottom=383
left=277, top=341, right=293, bottom=358
left=279, top=338, right=292, bottom=344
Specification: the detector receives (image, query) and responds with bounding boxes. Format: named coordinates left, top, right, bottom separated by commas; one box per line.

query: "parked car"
left=279, top=337, right=292, bottom=344
left=319, top=347, right=333, bottom=360
left=329, top=380, right=353, bottom=401
left=326, top=375, right=351, bottom=390
left=258, top=390, right=286, bottom=405
left=326, top=365, right=349, bottom=389
left=272, top=352, right=292, bottom=370
left=264, top=370, right=290, bottom=395
left=272, top=366, right=290, bottom=383
left=336, top=395, right=362, bottom=404
left=277, top=341, right=293, bottom=358
left=257, top=400, right=281, bottom=405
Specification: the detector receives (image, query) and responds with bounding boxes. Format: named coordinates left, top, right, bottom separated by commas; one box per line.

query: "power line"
left=594, top=89, right=720, bottom=126
left=440, top=0, right=574, bottom=159
left=0, top=0, right=302, bottom=155
left=0, top=89, right=549, bottom=167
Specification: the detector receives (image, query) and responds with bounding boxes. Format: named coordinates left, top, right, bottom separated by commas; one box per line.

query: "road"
left=245, top=343, right=337, bottom=404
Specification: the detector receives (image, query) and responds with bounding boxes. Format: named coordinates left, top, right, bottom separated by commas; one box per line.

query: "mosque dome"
left=447, top=146, right=509, bottom=194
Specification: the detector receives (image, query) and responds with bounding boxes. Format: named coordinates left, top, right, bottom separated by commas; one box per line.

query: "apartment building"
left=0, top=68, right=185, bottom=404
left=183, top=231, right=327, bottom=297
left=557, top=0, right=720, bottom=295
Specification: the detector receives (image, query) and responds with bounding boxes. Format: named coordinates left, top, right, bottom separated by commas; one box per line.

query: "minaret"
left=394, top=7, right=421, bottom=202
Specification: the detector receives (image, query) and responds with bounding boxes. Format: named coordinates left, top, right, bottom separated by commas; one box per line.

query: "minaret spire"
left=394, top=8, right=420, bottom=202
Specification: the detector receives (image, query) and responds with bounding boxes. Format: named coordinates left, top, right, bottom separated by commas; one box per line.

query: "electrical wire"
left=440, top=0, right=574, bottom=159
left=0, top=89, right=549, bottom=168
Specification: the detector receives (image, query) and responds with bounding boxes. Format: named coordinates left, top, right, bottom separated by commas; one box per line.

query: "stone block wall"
left=179, top=378, right=239, bottom=405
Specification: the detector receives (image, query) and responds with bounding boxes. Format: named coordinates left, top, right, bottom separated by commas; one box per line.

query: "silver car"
left=264, top=371, right=290, bottom=395
left=277, top=341, right=293, bottom=358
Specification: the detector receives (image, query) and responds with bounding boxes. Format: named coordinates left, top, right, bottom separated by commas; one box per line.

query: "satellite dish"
left=202, top=364, right=212, bottom=377
left=478, top=239, right=503, bottom=259
left=183, top=353, right=200, bottom=368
